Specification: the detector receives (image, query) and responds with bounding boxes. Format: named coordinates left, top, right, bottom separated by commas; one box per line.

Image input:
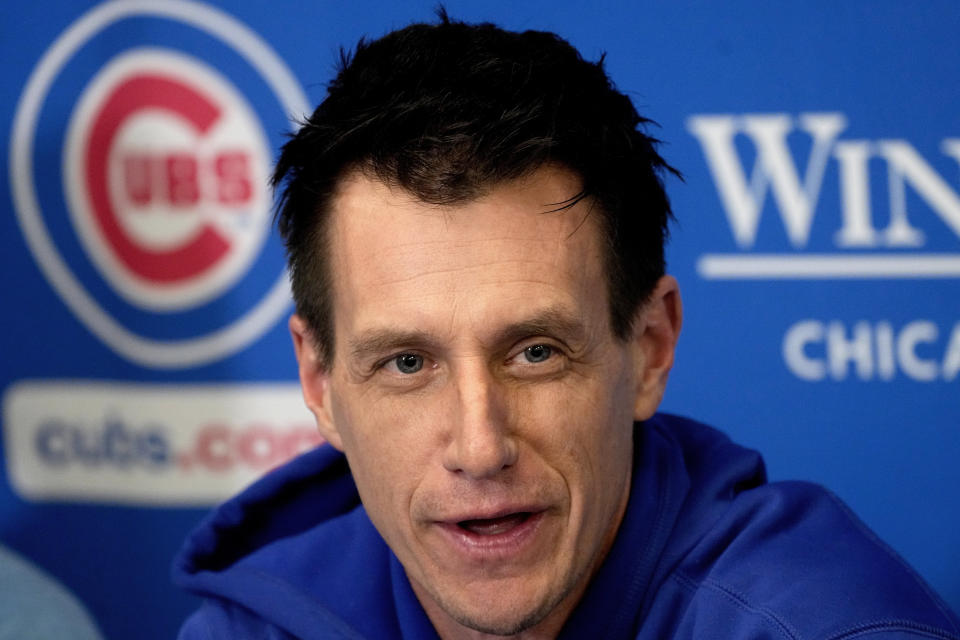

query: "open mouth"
left=457, top=512, right=533, bottom=536
left=438, top=510, right=545, bottom=559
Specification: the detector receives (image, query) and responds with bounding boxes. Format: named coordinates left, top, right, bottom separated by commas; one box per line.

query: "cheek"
left=330, top=387, right=438, bottom=520
left=511, top=371, right=634, bottom=491
left=515, top=363, right=633, bottom=442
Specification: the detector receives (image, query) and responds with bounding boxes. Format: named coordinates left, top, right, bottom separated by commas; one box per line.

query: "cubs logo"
left=65, top=48, right=270, bottom=310
left=11, top=1, right=309, bottom=367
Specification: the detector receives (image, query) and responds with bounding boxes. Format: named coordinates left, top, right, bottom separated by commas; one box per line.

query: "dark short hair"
left=274, top=12, right=677, bottom=366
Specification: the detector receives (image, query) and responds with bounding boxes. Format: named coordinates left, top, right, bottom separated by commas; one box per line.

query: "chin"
left=435, top=577, right=575, bottom=637
left=449, top=604, right=550, bottom=637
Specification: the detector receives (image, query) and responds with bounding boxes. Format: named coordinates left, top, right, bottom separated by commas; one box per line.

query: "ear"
left=631, top=275, right=683, bottom=421
left=289, top=314, right=344, bottom=451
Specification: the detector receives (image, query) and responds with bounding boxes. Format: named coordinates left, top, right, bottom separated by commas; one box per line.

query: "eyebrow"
left=487, top=306, right=588, bottom=350
left=348, top=329, right=437, bottom=362
left=346, top=305, right=588, bottom=362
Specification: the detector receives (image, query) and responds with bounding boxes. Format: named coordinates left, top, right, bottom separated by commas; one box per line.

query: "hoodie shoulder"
left=641, top=415, right=960, bottom=639
left=178, top=597, right=370, bottom=640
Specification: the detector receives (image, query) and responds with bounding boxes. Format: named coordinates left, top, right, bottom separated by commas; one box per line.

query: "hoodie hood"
left=173, top=445, right=409, bottom=638
left=173, top=414, right=960, bottom=639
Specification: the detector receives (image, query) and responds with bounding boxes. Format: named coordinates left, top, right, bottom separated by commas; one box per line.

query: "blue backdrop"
left=2, top=2, right=958, bottom=638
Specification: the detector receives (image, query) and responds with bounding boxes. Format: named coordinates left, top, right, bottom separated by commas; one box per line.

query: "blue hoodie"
left=173, top=414, right=960, bottom=639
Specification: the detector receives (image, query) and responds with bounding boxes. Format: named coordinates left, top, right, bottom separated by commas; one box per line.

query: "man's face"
left=293, top=165, right=679, bottom=637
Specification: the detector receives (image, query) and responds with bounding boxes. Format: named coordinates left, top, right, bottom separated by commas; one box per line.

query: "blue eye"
left=394, top=353, right=423, bottom=374
left=524, top=344, right=552, bottom=363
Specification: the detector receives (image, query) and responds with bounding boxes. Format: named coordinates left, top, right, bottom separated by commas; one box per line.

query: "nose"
left=442, top=364, right=518, bottom=478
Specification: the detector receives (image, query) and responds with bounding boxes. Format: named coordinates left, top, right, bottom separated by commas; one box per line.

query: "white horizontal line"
left=697, top=253, right=960, bottom=279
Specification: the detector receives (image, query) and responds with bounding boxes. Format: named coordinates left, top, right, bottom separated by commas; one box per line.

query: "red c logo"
left=86, top=74, right=230, bottom=283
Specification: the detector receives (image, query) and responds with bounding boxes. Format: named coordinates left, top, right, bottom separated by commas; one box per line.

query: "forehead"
left=325, top=166, right=609, bottom=347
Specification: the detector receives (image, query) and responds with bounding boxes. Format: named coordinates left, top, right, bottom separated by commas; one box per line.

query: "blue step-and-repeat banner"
left=2, top=2, right=958, bottom=638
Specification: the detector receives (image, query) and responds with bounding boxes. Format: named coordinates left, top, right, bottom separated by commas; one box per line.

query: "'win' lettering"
left=687, top=113, right=960, bottom=249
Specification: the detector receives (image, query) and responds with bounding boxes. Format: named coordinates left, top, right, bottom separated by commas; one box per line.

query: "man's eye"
left=523, top=344, right=553, bottom=363
left=392, top=353, right=424, bottom=374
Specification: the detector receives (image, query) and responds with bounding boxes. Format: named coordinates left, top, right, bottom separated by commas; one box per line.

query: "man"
left=174, top=14, right=960, bottom=640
